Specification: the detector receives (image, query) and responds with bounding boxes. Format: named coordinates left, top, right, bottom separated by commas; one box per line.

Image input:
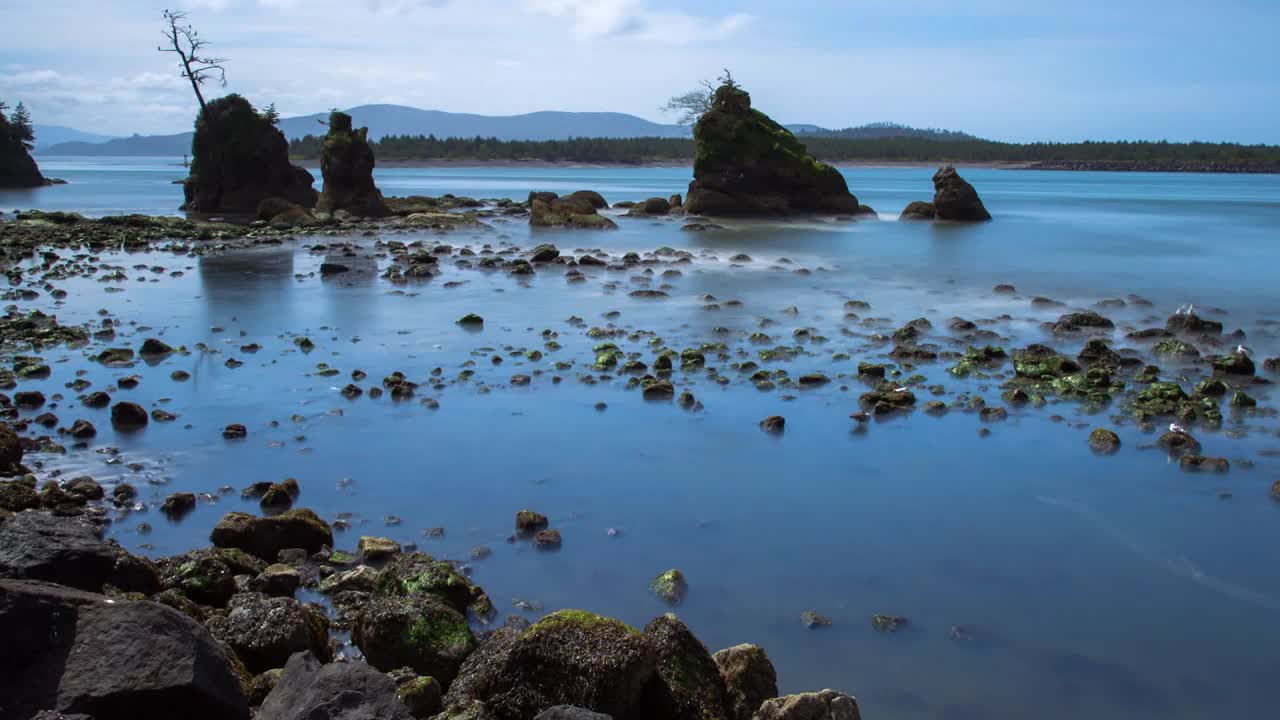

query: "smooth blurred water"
left=4, top=159, right=1280, bottom=720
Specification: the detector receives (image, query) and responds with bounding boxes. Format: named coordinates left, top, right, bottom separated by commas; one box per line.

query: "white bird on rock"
left=1169, top=422, right=1188, bottom=434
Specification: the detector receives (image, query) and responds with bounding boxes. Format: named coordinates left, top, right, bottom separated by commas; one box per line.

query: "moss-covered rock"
left=443, top=609, right=655, bottom=720
left=353, top=593, right=476, bottom=685
left=635, top=613, right=729, bottom=720
left=0, top=423, right=23, bottom=474
left=394, top=673, right=444, bottom=719
left=315, top=111, right=391, bottom=217
left=183, top=94, right=316, bottom=213
left=685, top=84, right=859, bottom=216
left=1213, top=353, right=1255, bottom=375
left=650, top=569, right=689, bottom=605
left=712, top=644, right=776, bottom=720
left=1088, top=428, right=1121, bottom=454
left=529, top=193, right=618, bottom=230
left=372, top=551, right=492, bottom=617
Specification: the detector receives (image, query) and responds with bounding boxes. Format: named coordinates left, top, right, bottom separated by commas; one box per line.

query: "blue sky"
left=0, top=0, right=1275, bottom=142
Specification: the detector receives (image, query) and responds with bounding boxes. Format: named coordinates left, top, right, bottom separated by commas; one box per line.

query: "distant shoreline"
left=354, top=158, right=1032, bottom=170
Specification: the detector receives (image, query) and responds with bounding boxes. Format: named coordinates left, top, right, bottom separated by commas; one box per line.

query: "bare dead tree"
left=660, top=69, right=739, bottom=126
left=158, top=9, right=227, bottom=117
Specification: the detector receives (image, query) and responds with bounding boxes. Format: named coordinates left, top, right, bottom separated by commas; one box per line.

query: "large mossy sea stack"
left=182, top=94, right=317, bottom=213
left=684, top=84, right=861, bottom=216
left=315, top=111, right=391, bottom=217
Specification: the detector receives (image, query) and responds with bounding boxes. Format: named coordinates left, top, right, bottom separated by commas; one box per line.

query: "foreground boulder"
left=754, top=690, right=861, bottom=720
left=685, top=83, right=859, bottom=216
left=352, top=593, right=476, bottom=686
left=0, top=421, right=23, bottom=474
left=315, top=111, right=391, bottom=217
left=0, top=511, right=116, bottom=591
left=713, top=644, right=777, bottom=720
left=182, top=94, right=317, bottom=213
left=210, top=509, right=333, bottom=562
left=258, top=651, right=413, bottom=720
left=206, top=592, right=331, bottom=673
left=899, top=166, right=991, bottom=221
left=443, top=609, right=656, bottom=719
left=0, top=579, right=249, bottom=720
left=635, top=614, right=728, bottom=720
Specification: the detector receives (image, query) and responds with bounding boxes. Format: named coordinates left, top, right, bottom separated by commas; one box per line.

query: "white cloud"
left=523, top=0, right=751, bottom=44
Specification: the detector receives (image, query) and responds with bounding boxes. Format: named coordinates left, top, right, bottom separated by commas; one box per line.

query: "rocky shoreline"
left=1023, top=160, right=1280, bottom=174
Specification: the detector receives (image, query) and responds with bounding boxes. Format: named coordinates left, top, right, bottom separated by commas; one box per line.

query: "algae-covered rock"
left=183, top=94, right=316, bottom=213
left=713, top=644, right=777, bottom=720
left=1088, top=428, right=1121, bottom=454
left=530, top=193, right=618, bottom=230
left=315, top=111, right=391, bottom=217
left=685, top=84, right=859, bottom=216
left=395, top=673, right=444, bottom=719
left=0, top=422, right=23, bottom=474
left=372, top=551, right=492, bottom=616
left=210, top=509, right=334, bottom=562
left=443, top=610, right=655, bottom=720
left=352, top=593, right=476, bottom=685
left=1213, top=353, right=1255, bottom=376
left=650, top=569, right=689, bottom=605
left=635, top=613, right=729, bottom=720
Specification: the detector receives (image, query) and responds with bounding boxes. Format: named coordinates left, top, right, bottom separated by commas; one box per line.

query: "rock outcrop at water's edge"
left=684, top=83, right=861, bottom=216
left=0, top=510, right=859, bottom=720
left=0, top=111, right=46, bottom=188
left=182, top=94, right=318, bottom=214
left=898, top=166, right=991, bottom=222
left=315, top=111, right=391, bottom=218
left=528, top=191, right=618, bottom=230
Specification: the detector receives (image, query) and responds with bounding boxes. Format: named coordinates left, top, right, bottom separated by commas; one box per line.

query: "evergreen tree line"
left=287, top=132, right=1280, bottom=169
left=0, top=101, right=36, bottom=151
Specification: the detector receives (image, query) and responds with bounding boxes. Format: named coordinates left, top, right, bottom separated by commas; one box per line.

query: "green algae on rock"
left=650, top=569, right=689, bottom=605
left=685, top=83, right=859, bottom=216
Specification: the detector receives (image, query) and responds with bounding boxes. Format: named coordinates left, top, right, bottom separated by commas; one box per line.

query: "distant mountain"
left=40, top=105, right=975, bottom=156
left=32, top=125, right=116, bottom=150
left=791, top=122, right=979, bottom=141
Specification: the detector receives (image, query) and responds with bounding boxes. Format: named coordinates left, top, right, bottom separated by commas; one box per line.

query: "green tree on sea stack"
left=9, top=102, right=34, bottom=149
left=158, top=9, right=227, bottom=116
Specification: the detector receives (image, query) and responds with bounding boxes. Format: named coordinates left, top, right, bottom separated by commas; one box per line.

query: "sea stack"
left=0, top=109, right=46, bottom=188
left=181, top=94, right=317, bottom=214
left=684, top=83, right=861, bottom=216
left=899, top=166, right=992, bottom=221
left=315, top=111, right=391, bottom=218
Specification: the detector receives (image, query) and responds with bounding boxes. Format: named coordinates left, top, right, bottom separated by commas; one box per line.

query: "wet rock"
left=1077, top=339, right=1122, bottom=367
left=0, top=480, right=40, bottom=511
left=443, top=610, right=656, bottom=720
left=457, top=313, right=484, bottom=326
left=14, top=390, right=46, bottom=409
left=800, top=611, right=831, bottom=629
left=530, top=243, right=561, bottom=262
left=157, top=548, right=254, bottom=607
left=635, top=613, right=729, bottom=720
left=319, top=564, right=380, bottom=595
left=516, top=509, right=549, bottom=533
left=759, top=415, right=785, bottom=434
left=183, top=94, right=317, bottom=213
left=352, top=593, right=476, bottom=685
left=0, top=511, right=115, bottom=590
left=211, top=509, right=334, bottom=562
left=260, top=478, right=300, bottom=510
left=628, top=197, right=671, bottom=216
left=394, top=673, right=444, bottom=719
left=929, top=166, right=991, bottom=221
left=534, top=707, right=613, bottom=720
left=535, top=529, right=563, bottom=549
left=206, top=592, right=330, bottom=674
left=82, top=391, right=111, bottom=408
left=650, top=569, right=689, bottom=604
left=223, top=423, right=249, bottom=439
left=315, top=111, right=391, bottom=218
left=871, top=614, right=908, bottom=633
left=1231, top=390, right=1257, bottom=408
left=530, top=193, right=618, bottom=230
left=1166, top=311, right=1222, bottom=336
left=898, top=201, right=935, bottom=221
left=713, top=644, right=777, bottom=720
left=252, top=563, right=301, bottom=597
left=1212, top=353, right=1255, bottom=375
left=140, top=338, right=175, bottom=356
left=161, top=492, right=197, bottom=518
left=1158, top=430, right=1201, bottom=456
left=64, top=476, right=104, bottom=503
left=1048, top=311, right=1114, bottom=335
left=359, top=535, right=403, bottom=564
left=684, top=83, right=859, bottom=216
left=110, top=401, right=149, bottom=429
left=643, top=380, right=676, bottom=400
left=257, top=650, right=412, bottom=720
left=1088, top=428, right=1121, bottom=454
left=753, top=689, right=861, bottom=720
left=565, top=190, right=608, bottom=209
left=0, top=579, right=249, bottom=720
left=1180, top=455, right=1229, bottom=473
left=373, top=551, right=492, bottom=616
left=992, top=284, right=1017, bottom=295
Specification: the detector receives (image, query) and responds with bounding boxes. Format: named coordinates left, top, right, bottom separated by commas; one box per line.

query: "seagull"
left=1186, top=303, right=1196, bottom=315
left=1236, top=344, right=1251, bottom=356
left=1169, top=422, right=1188, bottom=434
left=893, top=386, right=909, bottom=392
left=1173, top=305, right=1186, bottom=316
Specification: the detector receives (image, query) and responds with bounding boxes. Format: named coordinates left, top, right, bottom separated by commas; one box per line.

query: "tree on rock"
left=0, top=101, right=47, bottom=188
left=315, top=111, right=391, bottom=217
left=684, top=81, right=860, bottom=216
left=182, top=94, right=317, bottom=213
left=158, top=9, right=227, bottom=117
left=662, top=70, right=738, bottom=126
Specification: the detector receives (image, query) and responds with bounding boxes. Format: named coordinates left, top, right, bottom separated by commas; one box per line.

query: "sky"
left=0, top=0, right=1276, bottom=143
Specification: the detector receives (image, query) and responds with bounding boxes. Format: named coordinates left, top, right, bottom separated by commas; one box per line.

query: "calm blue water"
left=4, top=159, right=1280, bottom=720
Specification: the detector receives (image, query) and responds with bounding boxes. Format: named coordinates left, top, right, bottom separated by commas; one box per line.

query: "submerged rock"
left=650, top=569, right=689, bottom=604
left=210, top=509, right=334, bottom=562
left=684, top=83, right=859, bottom=216
left=182, top=94, right=316, bottom=213
left=1088, top=428, right=1121, bottom=454
left=315, top=111, right=391, bottom=218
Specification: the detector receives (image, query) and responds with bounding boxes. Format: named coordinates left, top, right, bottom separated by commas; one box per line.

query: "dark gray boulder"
left=0, top=579, right=249, bottom=720
left=205, top=592, right=331, bottom=673
left=210, top=509, right=334, bottom=561
left=712, top=644, right=777, bottom=720
left=931, top=166, right=991, bottom=221
left=535, top=707, right=614, bottom=720
left=0, top=511, right=116, bottom=591
left=257, top=651, right=413, bottom=720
